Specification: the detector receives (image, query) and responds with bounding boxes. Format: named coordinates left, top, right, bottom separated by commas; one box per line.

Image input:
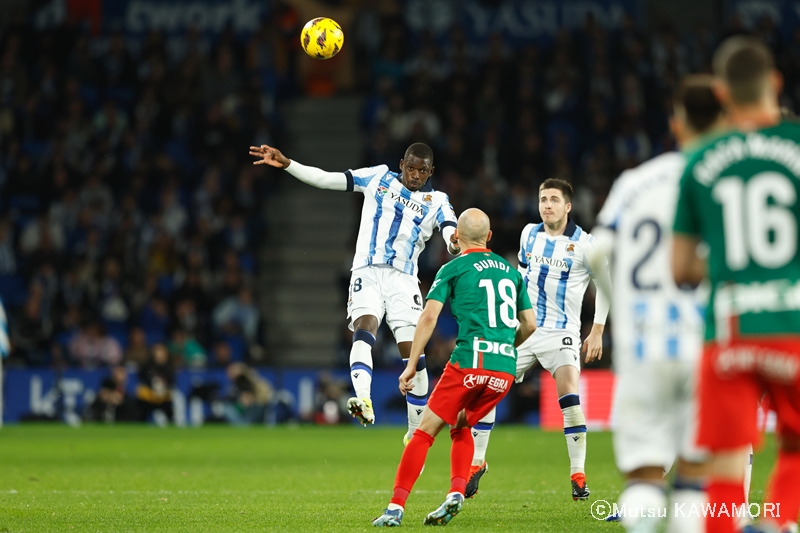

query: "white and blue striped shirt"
left=593, top=152, right=705, bottom=370
left=518, top=220, right=605, bottom=335
left=346, top=165, right=457, bottom=277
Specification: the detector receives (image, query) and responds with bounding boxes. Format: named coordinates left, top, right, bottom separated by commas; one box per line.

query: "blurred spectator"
left=88, top=366, right=139, bottom=423
left=224, top=362, right=272, bottom=425
left=312, top=372, right=351, bottom=425
left=124, top=326, right=150, bottom=369
left=168, top=327, right=206, bottom=368
left=67, top=319, right=123, bottom=369
left=212, top=287, right=259, bottom=343
left=136, top=343, right=175, bottom=424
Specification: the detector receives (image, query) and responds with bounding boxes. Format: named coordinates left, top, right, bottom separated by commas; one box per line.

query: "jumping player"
left=250, top=142, right=459, bottom=442
left=372, top=208, right=536, bottom=527
left=673, top=36, right=800, bottom=533
left=467, top=178, right=610, bottom=501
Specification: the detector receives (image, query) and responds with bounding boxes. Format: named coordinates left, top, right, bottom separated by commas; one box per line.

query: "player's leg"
left=669, top=363, right=708, bottom=533
left=346, top=269, right=384, bottom=425
left=397, top=338, right=428, bottom=444
left=612, top=363, right=677, bottom=532
left=386, top=271, right=429, bottom=443
left=466, top=334, right=538, bottom=498
left=373, top=405, right=447, bottom=527
left=426, top=370, right=513, bottom=526
left=553, top=362, right=589, bottom=499
left=347, top=314, right=379, bottom=425
left=696, top=343, right=762, bottom=533
left=668, top=459, right=707, bottom=533
left=762, top=374, right=800, bottom=533
left=374, top=363, right=464, bottom=526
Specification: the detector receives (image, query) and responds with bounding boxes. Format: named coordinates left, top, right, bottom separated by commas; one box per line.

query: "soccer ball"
left=300, top=17, right=344, bottom=60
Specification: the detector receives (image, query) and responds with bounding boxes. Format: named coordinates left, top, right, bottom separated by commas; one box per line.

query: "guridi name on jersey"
left=473, top=259, right=510, bottom=273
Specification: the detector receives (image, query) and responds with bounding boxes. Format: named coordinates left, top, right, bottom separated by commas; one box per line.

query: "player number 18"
left=712, top=172, right=797, bottom=270
left=478, top=278, right=517, bottom=328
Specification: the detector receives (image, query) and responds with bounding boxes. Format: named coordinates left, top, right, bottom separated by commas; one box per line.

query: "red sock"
left=764, top=451, right=800, bottom=529
left=705, top=479, right=744, bottom=533
left=449, top=427, right=473, bottom=495
left=391, top=429, right=434, bottom=507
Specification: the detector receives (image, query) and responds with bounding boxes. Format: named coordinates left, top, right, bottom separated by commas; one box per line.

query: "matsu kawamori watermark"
left=591, top=499, right=780, bottom=521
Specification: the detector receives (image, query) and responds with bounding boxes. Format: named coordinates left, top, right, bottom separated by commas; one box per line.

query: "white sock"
left=560, top=394, right=587, bottom=475
left=472, top=407, right=496, bottom=465
left=668, top=476, right=706, bottom=533
left=404, top=355, right=428, bottom=438
left=744, top=445, right=753, bottom=506
left=349, top=330, right=375, bottom=399
left=618, top=481, right=667, bottom=532
left=387, top=503, right=403, bottom=511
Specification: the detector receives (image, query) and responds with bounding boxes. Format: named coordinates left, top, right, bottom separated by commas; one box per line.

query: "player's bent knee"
left=353, top=329, right=376, bottom=346
left=352, top=314, right=380, bottom=334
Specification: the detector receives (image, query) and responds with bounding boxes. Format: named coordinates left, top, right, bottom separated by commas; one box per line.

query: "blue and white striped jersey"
left=594, top=152, right=705, bottom=370
left=518, top=220, right=602, bottom=335
left=345, top=165, right=457, bottom=277
left=0, top=297, right=8, bottom=358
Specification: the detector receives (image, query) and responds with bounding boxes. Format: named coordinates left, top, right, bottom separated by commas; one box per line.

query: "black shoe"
left=571, top=473, right=590, bottom=501
left=465, top=461, right=487, bottom=499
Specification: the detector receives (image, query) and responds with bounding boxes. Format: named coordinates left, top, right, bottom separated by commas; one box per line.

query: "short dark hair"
left=404, top=142, right=434, bottom=164
left=539, top=178, right=573, bottom=203
left=675, top=74, right=723, bottom=133
left=713, top=36, right=774, bottom=104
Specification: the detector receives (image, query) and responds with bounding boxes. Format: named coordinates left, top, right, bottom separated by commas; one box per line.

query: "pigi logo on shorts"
left=473, top=338, right=515, bottom=357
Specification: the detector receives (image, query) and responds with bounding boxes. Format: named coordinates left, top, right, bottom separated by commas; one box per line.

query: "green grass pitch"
left=0, top=424, right=776, bottom=532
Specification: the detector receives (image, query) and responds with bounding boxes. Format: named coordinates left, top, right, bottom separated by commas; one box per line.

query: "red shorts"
left=697, top=338, right=800, bottom=451
left=427, top=362, right=513, bottom=427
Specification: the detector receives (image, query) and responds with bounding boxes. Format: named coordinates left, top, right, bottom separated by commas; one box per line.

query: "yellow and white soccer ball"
left=300, top=17, right=344, bottom=60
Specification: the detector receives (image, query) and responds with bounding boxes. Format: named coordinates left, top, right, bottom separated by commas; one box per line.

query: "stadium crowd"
left=0, top=9, right=300, bottom=370
left=1, top=3, right=799, bottom=378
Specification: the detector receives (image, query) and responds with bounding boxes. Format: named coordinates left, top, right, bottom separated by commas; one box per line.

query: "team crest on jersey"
left=566, top=243, right=575, bottom=254
left=377, top=185, right=389, bottom=196
left=422, top=194, right=433, bottom=204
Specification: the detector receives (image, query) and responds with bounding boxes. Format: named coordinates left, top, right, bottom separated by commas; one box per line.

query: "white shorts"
left=347, top=266, right=423, bottom=342
left=612, top=359, right=707, bottom=473
left=515, top=328, right=581, bottom=381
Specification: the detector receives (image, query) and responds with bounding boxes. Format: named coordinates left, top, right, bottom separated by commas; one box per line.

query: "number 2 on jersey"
left=479, top=279, right=517, bottom=327
left=631, top=218, right=662, bottom=291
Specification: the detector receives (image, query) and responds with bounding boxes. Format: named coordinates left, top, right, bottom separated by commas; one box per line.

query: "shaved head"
left=457, top=208, right=491, bottom=243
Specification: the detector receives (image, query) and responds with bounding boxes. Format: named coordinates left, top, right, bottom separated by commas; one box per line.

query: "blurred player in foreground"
left=372, top=208, right=536, bottom=527
left=250, top=142, right=459, bottom=441
left=672, top=36, right=800, bottom=533
left=467, top=178, right=610, bottom=501
left=590, top=75, right=725, bottom=533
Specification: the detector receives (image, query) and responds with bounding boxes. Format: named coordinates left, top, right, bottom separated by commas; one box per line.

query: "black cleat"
left=465, top=461, right=487, bottom=499
left=571, top=473, right=590, bottom=501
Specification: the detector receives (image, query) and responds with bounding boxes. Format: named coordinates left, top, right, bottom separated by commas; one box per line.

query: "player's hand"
left=398, top=367, right=417, bottom=396
left=249, top=144, right=290, bottom=169
left=448, top=233, right=461, bottom=254
left=582, top=331, right=603, bottom=363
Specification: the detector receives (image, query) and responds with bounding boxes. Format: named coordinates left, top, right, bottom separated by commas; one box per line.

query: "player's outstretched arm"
left=249, top=144, right=348, bottom=191
left=515, top=308, right=536, bottom=347
left=399, top=300, right=443, bottom=395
